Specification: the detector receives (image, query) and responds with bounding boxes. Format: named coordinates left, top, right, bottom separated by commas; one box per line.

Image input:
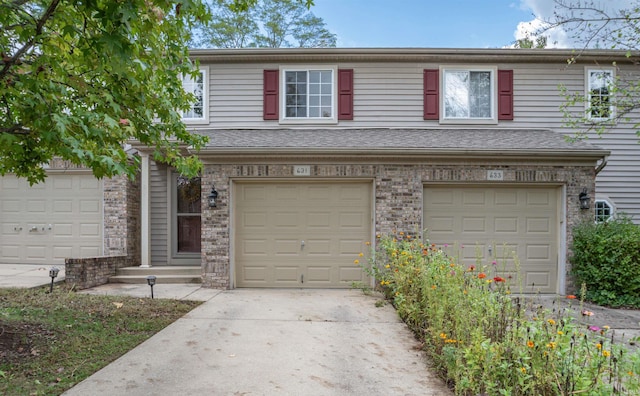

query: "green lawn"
left=0, top=286, right=201, bottom=396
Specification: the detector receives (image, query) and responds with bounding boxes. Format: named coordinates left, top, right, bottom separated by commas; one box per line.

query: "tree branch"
left=0, top=0, right=61, bottom=80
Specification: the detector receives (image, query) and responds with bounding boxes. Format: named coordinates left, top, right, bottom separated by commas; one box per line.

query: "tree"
left=537, top=1, right=640, bottom=140
left=0, top=0, right=215, bottom=184
left=514, top=35, right=548, bottom=49
left=195, top=0, right=336, bottom=48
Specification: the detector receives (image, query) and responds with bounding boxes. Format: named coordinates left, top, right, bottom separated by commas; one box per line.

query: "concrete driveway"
left=63, top=289, right=452, bottom=396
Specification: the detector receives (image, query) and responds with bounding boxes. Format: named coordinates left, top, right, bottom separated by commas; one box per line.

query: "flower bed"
left=357, top=232, right=640, bottom=395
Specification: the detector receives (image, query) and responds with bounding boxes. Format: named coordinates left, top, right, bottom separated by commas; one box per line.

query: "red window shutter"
left=423, top=69, right=439, bottom=120
left=338, top=69, right=354, bottom=120
left=498, top=69, right=514, bottom=120
left=263, top=70, right=279, bottom=120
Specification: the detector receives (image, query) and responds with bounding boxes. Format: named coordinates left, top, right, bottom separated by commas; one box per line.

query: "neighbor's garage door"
left=0, top=173, right=103, bottom=264
left=424, top=186, right=559, bottom=293
left=235, top=181, right=372, bottom=288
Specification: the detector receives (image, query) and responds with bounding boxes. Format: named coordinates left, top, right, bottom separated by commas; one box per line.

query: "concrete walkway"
left=63, top=289, right=453, bottom=396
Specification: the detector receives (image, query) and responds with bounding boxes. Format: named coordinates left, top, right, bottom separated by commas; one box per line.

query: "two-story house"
left=2, top=48, right=638, bottom=294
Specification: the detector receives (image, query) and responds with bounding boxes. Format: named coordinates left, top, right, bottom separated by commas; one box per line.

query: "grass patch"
left=0, top=286, right=201, bottom=396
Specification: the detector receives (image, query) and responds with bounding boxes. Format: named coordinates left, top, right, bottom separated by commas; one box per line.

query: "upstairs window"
left=280, top=67, right=337, bottom=123
left=586, top=68, right=614, bottom=121
left=182, top=67, right=209, bottom=123
left=442, top=68, right=496, bottom=121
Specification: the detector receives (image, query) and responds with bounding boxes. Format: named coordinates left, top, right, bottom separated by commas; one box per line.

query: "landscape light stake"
left=147, top=275, right=157, bottom=299
left=48, top=267, right=59, bottom=293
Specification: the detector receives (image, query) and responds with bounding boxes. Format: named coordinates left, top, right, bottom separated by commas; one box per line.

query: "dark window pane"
left=177, top=216, right=201, bottom=253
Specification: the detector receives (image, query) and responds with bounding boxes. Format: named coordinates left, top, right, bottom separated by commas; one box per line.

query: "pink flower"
left=491, top=261, right=497, bottom=265
left=582, top=310, right=594, bottom=317
left=119, top=118, right=130, bottom=126
left=588, top=325, right=601, bottom=332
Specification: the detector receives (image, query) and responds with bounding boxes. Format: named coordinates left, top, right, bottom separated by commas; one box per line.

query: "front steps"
left=109, top=266, right=201, bottom=284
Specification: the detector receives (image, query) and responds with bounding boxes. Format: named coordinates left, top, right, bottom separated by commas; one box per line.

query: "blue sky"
left=310, top=0, right=634, bottom=48
left=312, top=0, right=534, bottom=48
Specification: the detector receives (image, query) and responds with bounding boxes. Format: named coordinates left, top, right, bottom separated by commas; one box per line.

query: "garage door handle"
left=301, top=240, right=305, bottom=250
left=488, top=246, right=492, bottom=257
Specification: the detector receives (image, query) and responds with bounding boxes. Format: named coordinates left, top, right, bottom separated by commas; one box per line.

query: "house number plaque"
left=294, top=165, right=311, bottom=176
left=487, top=170, right=504, bottom=181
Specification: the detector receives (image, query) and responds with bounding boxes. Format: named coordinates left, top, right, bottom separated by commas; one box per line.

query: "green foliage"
left=543, top=1, right=640, bottom=142
left=1, top=0, right=211, bottom=184
left=571, top=216, right=640, bottom=307
left=0, top=286, right=201, bottom=396
left=194, top=0, right=335, bottom=48
left=514, top=35, right=548, bottom=48
left=358, top=232, right=640, bottom=395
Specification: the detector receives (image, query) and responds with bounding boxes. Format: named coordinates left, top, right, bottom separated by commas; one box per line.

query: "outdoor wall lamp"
left=146, top=275, right=156, bottom=299
left=208, top=185, right=219, bottom=208
left=579, top=188, right=591, bottom=210
left=48, top=267, right=59, bottom=293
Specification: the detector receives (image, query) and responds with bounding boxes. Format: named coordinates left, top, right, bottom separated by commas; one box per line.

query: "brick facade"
left=103, top=168, right=141, bottom=266
left=201, top=162, right=595, bottom=293
left=65, top=255, right=128, bottom=289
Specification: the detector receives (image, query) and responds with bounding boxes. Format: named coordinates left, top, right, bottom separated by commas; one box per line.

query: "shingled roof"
left=195, top=129, right=608, bottom=158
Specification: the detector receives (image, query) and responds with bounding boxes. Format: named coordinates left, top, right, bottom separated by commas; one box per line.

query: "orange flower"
left=467, top=265, right=476, bottom=272
left=493, top=276, right=505, bottom=283
left=566, top=294, right=577, bottom=299
left=527, top=340, right=534, bottom=348
left=478, top=273, right=487, bottom=279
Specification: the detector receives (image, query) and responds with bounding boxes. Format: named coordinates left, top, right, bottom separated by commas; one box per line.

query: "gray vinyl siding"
left=150, top=160, right=168, bottom=265
left=195, top=59, right=640, bottom=223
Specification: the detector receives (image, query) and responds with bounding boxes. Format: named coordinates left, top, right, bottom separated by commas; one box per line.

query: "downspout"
left=595, top=156, right=608, bottom=175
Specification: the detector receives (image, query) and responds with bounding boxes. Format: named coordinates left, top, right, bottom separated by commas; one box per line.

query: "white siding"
left=195, top=60, right=640, bottom=223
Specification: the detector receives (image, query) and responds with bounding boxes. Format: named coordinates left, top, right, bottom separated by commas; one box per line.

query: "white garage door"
left=424, top=185, right=559, bottom=293
left=235, top=181, right=372, bottom=288
left=0, top=173, right=103, bottom=264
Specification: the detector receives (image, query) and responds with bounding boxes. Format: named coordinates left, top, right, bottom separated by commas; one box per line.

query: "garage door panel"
left=462, top=190, right=487, bottom=205
left=428, top=217, right=455, bottom=233
left=307, top=266, right=331, bottom=282
left=494, top=217, right=518, bottom=233
left=495, top=190, right=518, bottom=205
left=274, top=239, right=299, bottom=255
left=462, top=217, right=486, bottom=232
left=339, top=212, right=366, bottom=228
left=1, top=246, right=20, bottom=260
left=425, top=186, right=558, bottom=293
left=235, top=182, right=371, bottom=288
left=27, top=200, right=46, bottom=212
left=274, top=266, right=299, bottom=282
left=526, top=244, right=551, bottom=260
left=307, top=212, right=331, bottom=228
left=80, top=200, right=100, bottom=213
left=525, top=272, right=551, bottom=290
left=0, top=174, right=103, bottom=264
left=527, top=191, right=552, bottom=206
left=306, top=239, right=331, bottom=255
left=526, top=218, right=550, bottom=233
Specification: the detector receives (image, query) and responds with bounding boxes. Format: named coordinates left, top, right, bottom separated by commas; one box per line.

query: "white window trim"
left=279, top=65, right=338, bottom=125
left=585, top=66, right=615, bottom=122
left=182, top=66, right=209, bottom=125
left=440, top=65, right=498, bottom=125
left=594, top=196, right=616, bottom=223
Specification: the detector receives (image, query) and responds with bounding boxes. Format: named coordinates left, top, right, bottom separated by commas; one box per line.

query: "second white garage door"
left=234, top=181, right=372, bottom=288
left=424, top=185, right=559, bottom=293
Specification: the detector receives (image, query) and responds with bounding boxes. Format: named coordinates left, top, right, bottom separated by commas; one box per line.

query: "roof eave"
left=189, top=47, right=639, bottom=64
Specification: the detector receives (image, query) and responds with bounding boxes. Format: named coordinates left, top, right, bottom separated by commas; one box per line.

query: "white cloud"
left=515, top=0, right=637, bottom=48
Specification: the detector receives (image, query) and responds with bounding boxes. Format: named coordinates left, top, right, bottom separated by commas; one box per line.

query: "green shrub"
left=359, top=232, right=640, bottom=395
left=571, top=217, right=640, bottom=308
